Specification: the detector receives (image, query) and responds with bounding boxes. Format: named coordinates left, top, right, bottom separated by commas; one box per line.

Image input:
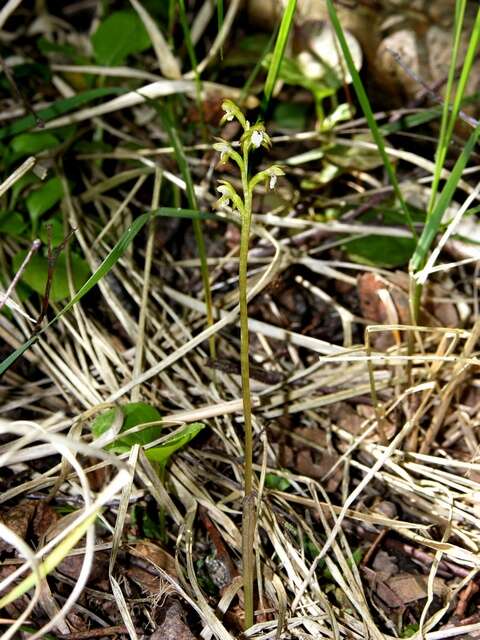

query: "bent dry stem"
left=214, top=100, right=284, bottom=629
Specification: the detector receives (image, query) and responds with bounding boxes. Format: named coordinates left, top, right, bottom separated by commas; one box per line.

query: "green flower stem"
left=214, top=100, right=283, bottom=632
left=239, top=148, right=255, bottom=631
left=239, top=214, right=253, bottom=496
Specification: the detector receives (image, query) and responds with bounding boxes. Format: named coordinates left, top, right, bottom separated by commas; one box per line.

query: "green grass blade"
left=177, top=0, right=205, bottom=128
left=410, top=123, right=480, bottom=272
left=0, top=88, right=126, bottom=140
left=427, top=0, right=467, bottom=214
left=217, top=0, right=224, bottom=59
left=241, top=27, right=278, bottom=103
left=153, top=101, right=215, bottom=356
left=168, top=0, right=177, bottom=44
left=261, top=0, right=297, bottom=114
left=326, top=0, right=415, bottom=237
left=161, top=108, right=198, bottom=211
left=0, top=207, right=216, bottom=376
left=448, top=9, right=480, bottom=138
left=442, top=8, right=480, bottom=149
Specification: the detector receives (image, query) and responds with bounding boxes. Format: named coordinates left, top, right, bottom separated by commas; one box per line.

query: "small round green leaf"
left=91, top=402, right=162, bottom=452
left=91, top=11, right=152, bottom=66
left=12, top=251, right=91, bottom=302
left=11, top=132, right=59, bottom=155
left=145, top=422, right=204, bottom=466
left=26, top=177, right=63, bottom=226
left=344, top=235, right=416, bottom=268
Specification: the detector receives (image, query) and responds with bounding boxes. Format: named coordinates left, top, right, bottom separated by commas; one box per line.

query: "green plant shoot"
left=214, top=100, right=284, bottom=630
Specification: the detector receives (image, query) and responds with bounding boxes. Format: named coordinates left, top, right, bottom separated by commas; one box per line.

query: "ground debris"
left=150, top=599, right=197, bottom=640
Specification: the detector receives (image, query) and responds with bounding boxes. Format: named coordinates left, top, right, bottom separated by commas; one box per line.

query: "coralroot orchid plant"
left=214, top=100, right=284, bottom=629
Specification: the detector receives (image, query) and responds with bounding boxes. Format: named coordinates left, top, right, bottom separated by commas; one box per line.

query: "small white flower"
left=213, top=141, right=232, bottom=162
left=221, top=102, right=236, bottom=122
left=216, top=184, right=231, bottom=205
left=266, top=166, right=284, bottom=189
left=251, top=130, right=264, bottom=148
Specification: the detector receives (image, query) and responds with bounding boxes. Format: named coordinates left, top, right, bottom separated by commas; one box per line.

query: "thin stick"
left=0, top=54, right=44, bottom=127
left=386, top=47, right=479, bottom=129
left=0, top=239, right=41, bottom=313
left=33, top=227, right=76, bottom=331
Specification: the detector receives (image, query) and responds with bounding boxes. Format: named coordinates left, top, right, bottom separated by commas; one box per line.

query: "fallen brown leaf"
left=0, top=500, right=36, bottom=553
left=150, top=599, right=197, bottom=640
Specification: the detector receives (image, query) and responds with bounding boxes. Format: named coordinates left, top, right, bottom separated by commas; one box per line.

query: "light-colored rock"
left=247, top=0, right=479, bottom=107
left=296, top=22, right=362, bottom=84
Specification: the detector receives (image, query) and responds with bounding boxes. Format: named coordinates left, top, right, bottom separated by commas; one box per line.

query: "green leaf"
left=264, top=473, right=291, bottom=491
left=272, top=103, right=309, bottom=131
left=325, top=136, right=383, bottom=171
left=322, top=547, right=363, bottom=580
left=344, top=235, right=416, bottom=268
left=0, top=211, right=26, bottom=236
left=321, top=103, right=353, bottom=131
left=92, top=11, right=152, bottom=66
left=402, top=624, right=419, bottom=638
left=12, top=251, right=91, bottom=302
left=10, top=173, right=40, bottom=208
left=37, top=37, right=83, bottom=62
left=146, top=422, right=204, bottom=468
left=26, top=177, right=63, bottom=226
left=11, top=132, right=60, bottom=155
left=262, top=0, right=297, bottom=113
left=137, top=508, right=164, bottom=540
left=39, top=216, right=65, bottom=247
left=240, top=34, right=271, bottom=54
left=91, top=402, right=162, bottom=453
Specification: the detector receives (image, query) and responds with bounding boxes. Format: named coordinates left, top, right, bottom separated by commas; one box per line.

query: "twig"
left=57, top=625, right=128, bottom=639
left=0, top=54, right=44, bottom=128
left=0, top=238, right=41, bottom=313
left=205, top=357, right=284, bottom=385
left=455, top=580, right=480, bottom=618
left=361, top=529, right=388, bottom=567
left=33, top=225, right=76, bottom=331
left=341, top=191, right=391, bottom=222
left=386, top=47, right=479, bottom=129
